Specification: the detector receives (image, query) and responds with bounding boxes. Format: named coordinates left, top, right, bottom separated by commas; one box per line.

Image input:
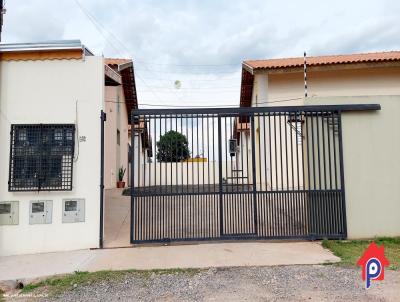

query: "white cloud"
left=2, top=0, right=399, bottom=107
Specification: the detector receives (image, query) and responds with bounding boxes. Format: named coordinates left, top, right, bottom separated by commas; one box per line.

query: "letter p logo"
left=366, top=258, right=382, bottom=289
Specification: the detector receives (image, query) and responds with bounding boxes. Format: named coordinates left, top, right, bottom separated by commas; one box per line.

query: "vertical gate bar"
left=148, top=117, right=153, bottom=240
left=175, top=115, right=179, bottom=239
left=164, top=116, right=167, bottom=192
left=316, top=112, right=321, bottom=191
left=202, top=114, right=205, bottom=194
left=269, top=113, right=274, bottom=236
left=207, top=115, right=211, bottom=237
left=337, top=112, right=347, bottom=238
left=329, top=111, right=338, bottom=234
left=163, top=115, right=167, bottom=239
left=207, top=115, right=210, bottom=191
left=200, top=114, right=204, bottom=238
left=196, top=114, right=200, bottom=237
left=268, top=113, right=273, bottom=191
left=285, top=113, right=291, bottom=236
left=239, top=116, right=245, bottom=233
left=159, top=116, right=162, bottom=192
left=144, top=117, right=148, bottom=240
left=170, top=116, right=173, bottom=195
left=153, top=116, right=156, bottom=190
left=196, top=114, right=200, bottom=195
left=144, top=116, right=148, bottom=190
left=212, top=116, right=216, bottom=194
left=191, top=116, right=194, bottom=194
left=224, top=117, right=228, bottom=192
left=180, top=117, right=183, bottom=238
left=305, top=112, right=312, bottom=237
left=300, top=112, right=306, bottom=236
left=263, top=113, right=268, bottom=192
left=310, top=112, right=317, bottom=236
left=278, top=113, right=285, bottom=236
left=295, top=111, right=301, bottom=236
left=321, top=112, right=329, bottom=235
left=322, top=112, right=327, bottom=190
left=180, top=116, right=183, bottom=194
left=257, top=114, right=262, bottom=192
left=289, top=112, right=295, bottom=236
left=279, top=114, right=283, bottom=192
left=245, top=115, right=250, bottom=232
left=250, top=114, right=258, bottom=235
left=332, top=112, right=341, bottom=232
left=229, top=116, right=234, bottom=233
left=218, top=115, right=224, bottom=236
left=315, top=112, right=322, bottom=235
left=327, top=112, right=333, bottom=190
left=273, top=113, right=278, bottom=191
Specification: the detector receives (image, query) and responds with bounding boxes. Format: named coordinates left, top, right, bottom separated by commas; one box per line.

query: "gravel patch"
left=20, top=265, right=400, bottom=302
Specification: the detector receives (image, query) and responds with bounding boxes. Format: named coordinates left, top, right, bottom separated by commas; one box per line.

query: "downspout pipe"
left=99, top=110, right=106, bottom=248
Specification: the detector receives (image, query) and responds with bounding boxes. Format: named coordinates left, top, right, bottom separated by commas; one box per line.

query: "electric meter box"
left=0, top=201, right=19, bottom=225
left=29, top=200, right=52, bottom=224
left=62, top=199, right=85, bottom=223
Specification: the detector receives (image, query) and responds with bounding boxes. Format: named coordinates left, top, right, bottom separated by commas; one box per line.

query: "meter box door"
left=29, top=200, right=52, bottom=224
left=0, top=201, right=19, bottom=225
left=62, top=199, right=85, bottom=223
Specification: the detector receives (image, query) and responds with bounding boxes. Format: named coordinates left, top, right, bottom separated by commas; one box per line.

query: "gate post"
left=217, top=115, right=224, bottom=236
left=337, top=112, right=347, bottom=239
left=130, top=114, right=136, bottom=244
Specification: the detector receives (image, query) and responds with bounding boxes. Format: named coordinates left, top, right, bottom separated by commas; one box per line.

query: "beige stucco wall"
left=104, top=86, right=129, bottom=189
left=0, top=56, right=104, bottom=256
left=252, top=66, right=400, bottom=106
left=305, top=95, right=400, bottom=239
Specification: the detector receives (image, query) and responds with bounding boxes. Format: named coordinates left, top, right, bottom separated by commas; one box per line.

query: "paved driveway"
left=104, top=189, right=131, bottom=248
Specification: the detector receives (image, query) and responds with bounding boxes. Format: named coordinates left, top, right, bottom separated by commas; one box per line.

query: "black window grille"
left=9, top=124, right=75, bottom=191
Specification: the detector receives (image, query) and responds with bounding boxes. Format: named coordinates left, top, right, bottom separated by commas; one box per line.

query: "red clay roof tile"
left=244, top=51, right=400, bottom=70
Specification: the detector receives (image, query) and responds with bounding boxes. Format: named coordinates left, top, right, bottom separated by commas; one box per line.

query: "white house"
left=0, top=40, right=147, bottom=256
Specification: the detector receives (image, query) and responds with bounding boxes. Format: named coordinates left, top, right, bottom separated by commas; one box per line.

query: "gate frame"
left=130, top=104, right=381, bottom=244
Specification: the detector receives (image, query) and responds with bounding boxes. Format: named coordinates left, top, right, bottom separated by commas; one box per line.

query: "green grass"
left=322, top=237, right=400, bottom=270
left=0, top=288, right=4, bottom=302
left=21, top=268, right=202, bottom=297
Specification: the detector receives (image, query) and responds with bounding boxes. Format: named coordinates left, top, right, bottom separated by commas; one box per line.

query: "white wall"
left=134, top=161, right=236, bottom=187
left=104, top=85, right=129, bottom=189
left=0, top=56, right=104, bottom=256
left=252, top=66, right=400, bottom=105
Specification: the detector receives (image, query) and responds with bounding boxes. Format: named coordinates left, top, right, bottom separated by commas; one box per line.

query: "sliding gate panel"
left=130, top=107, right=347, bottom=243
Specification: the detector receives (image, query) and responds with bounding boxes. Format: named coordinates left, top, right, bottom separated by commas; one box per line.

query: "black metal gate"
left=130, top=105, right=374, bottom=243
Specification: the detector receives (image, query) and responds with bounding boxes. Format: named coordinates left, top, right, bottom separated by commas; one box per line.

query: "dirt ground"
left=12, top=265, right=400, bottom=302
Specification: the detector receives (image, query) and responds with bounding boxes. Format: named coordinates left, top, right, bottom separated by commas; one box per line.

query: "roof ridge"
left=244, top=50, right=400, bottom=63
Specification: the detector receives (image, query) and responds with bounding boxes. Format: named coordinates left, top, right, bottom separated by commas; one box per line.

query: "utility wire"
left=75, top=1, right=240, bottom=69
left=105, top=96, right=304, bottom=107
left=73, top=0, right=242, bottom=105
left=74, top=0, right=167, bottom=103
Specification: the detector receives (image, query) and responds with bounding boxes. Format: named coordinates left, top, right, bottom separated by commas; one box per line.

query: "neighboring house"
left=238, top=50, right=400, bottom=239
left=104, top=58, right=138, bottom=189
left=0, top=40, right=146, bottom=256
left=241, top=51, right=400, bottom=107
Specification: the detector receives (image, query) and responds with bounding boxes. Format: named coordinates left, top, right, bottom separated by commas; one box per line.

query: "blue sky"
left=3, top=0, right=400, bottom=108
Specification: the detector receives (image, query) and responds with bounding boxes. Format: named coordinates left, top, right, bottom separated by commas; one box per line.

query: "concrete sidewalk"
left=0, top=241, right=340, bottom=282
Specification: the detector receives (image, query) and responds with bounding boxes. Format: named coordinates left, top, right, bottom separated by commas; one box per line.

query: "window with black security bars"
left=8, top=124, right=75, bottom=191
